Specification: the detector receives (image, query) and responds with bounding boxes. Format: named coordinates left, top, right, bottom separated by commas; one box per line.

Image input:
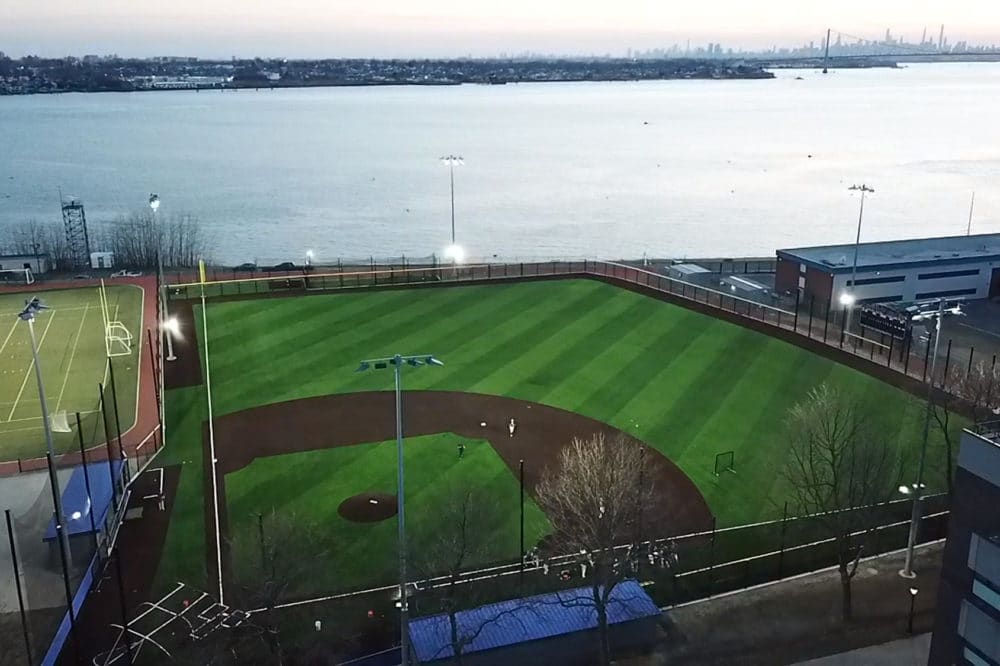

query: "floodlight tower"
left=900, top=298, right=963, bottom=578
left=61, top=197, right=91, bottom=270
left=840, top=184, right=875, bottom=335
left=440, top=155, right=464, bottom=262
left=17, top=298, right=72, bottom=567
left=355, top=354, right=444, bottom=666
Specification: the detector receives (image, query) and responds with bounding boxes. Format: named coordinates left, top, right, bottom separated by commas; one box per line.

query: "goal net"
left=49, top=410, right=72, bottom=433
left=0, top=268, right=34, bottom=285
left=100, top=279, right=133, bottom=357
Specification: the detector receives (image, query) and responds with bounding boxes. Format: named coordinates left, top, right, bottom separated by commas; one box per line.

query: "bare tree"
left=94, top=211, right=213, bottom=269
left=930, top=360, right=1000, bottom=494
left=411, top=487, right=528, bottom=665
left=226, top=511, right=324, bottom=665
left=783, top=384, right=899, bottom=621
left=535, top=433, right=654, bottom=666
left=0, top=219, right=73, bottom=269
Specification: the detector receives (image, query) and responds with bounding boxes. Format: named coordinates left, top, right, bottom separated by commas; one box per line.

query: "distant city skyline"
left=2, top=0, right=998, bottom=59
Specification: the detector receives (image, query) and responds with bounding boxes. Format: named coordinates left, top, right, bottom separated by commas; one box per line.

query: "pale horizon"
left=2, top=0, right=999, bottom=59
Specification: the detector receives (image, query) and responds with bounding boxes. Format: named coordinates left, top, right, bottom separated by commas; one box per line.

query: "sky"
left=1, top=0, right=998, bottom=58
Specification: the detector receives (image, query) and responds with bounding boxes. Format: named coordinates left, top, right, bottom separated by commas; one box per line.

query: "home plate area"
left=93, top=582, right=250, bottom=665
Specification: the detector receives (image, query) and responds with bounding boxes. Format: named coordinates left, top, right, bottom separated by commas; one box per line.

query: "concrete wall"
left=0, top=254, right=49, bottom=274
left=774, top=256, right=800, bottom=294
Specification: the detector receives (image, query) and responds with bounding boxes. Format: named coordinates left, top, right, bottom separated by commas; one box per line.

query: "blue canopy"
left=44, top=459, right=124, bottom=541
left=409, top=579, right=659, bottom=663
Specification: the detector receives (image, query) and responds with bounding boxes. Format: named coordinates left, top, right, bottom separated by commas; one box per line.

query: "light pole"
left=149, top=194, right=177, bottom=362
left=163, top=316, right=179, bottom=362
left=355, top=353, right=444, bottom=666
left=907, top=587, right=919, bottom=633
left=440, top=155, right=464, bottom=262
left=17, top=298, right=72, bottom=567
left=842, top=184, right=874, bottom=335
left=900, top=298, right=963, bottom=578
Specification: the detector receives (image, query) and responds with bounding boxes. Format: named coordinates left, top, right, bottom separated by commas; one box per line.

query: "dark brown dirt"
left=338, top=492, right=399, bottom=522
left=201, top=391, right=714, bottom=593
left=163, top=298, right=203, bottom=389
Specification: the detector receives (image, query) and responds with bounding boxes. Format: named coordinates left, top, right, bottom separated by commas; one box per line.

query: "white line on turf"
left=54, top=302, right=90, bottom=413
left=6, top=311, right=57, bottom=422
left=0, top=317, right=18, bottom=357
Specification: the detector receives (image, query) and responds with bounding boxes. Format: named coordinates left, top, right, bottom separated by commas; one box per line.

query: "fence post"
left=942, top=339, right=953, bottom=385
left=708, top=516, right=717, bottom=597
left=108, top=360, right=126, bottom=469
left=823, top=300, right=831, bottom=343
left=967, top=347, right=975, bottom=376
left=5, top=509, right=33, bottom=663
left=887, top=336, right=894, bottom=368
left=922, top=335, right=932, bottom=383
left=100, top=384, right=120, bottom=512
left=793, top=291, right=800, bottom=332
left=839, top=305, right=848, bottom=349
left=777, top=502, right=788, bottom=579
left=904, top=335, right=912, bottom=376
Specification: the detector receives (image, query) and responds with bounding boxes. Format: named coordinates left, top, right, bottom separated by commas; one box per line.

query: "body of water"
left=1, top=63, right=998, bottom=264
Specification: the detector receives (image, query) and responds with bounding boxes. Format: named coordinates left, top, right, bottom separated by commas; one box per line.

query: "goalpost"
left=0, top=268, right=34, bottom=285
left=100, top=279, right=134, bottom=357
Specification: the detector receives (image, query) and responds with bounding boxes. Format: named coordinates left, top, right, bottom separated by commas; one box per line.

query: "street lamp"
left=163, top=316, right=179, bottom=362
left=355, top=353, right=444, bottom=666
left=440, top=155, right=464, bottom=249
left=16, top=298, right=72, bottom=568
left=149, top=194, right=177, bottom=363
left=842, top=184, right=874, bottom=335
left=900, top=298, right=964, bottom=578
left=305, top=250, right=314, bottom=268
left=907, top=587, right=919, bottom=633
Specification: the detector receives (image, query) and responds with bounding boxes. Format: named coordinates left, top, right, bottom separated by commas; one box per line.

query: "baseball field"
left=155, top=277, right=952, bottom=598
left=0, top=285, right=144, bottom=461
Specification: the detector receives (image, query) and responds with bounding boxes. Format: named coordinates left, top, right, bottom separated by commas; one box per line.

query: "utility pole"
left=967, top=192, right=976, bottom=236
left=823, top=28, right=831, bottom=74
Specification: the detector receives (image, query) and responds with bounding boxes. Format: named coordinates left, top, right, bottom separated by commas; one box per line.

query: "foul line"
left=55, top=303, right=91, bottom=413
left=201, top=287, right=224, bottom=604
left=6, top=311, right=57, bottom=422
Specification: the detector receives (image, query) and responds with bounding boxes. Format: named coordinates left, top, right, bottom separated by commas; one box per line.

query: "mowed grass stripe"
left=209, top=288, right=418, bottom=378
left=465, top=289, right=653, bottom=403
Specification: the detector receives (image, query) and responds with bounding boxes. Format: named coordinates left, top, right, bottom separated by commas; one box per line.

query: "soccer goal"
left=0, top=267, right=34, bottom=285
left=49, top=410, right=72, bottom=433
left=100, top=279, right=133, bottom=357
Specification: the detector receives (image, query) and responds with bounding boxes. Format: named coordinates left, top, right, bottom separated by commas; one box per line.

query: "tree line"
left=0, top=211, right=212, bottom=271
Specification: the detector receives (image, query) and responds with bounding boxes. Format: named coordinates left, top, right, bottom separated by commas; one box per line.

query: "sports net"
left=100, top=281, right=133, bottom=357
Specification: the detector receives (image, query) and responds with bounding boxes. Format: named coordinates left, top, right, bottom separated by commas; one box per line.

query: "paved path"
left=620, top=543, right=943, bottom=665
left=793, top=633, right=931, bottom=665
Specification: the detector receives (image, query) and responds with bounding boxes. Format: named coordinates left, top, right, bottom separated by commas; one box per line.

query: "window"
left=918, top=269, right=981, bottom=280
left=799, top=263, right=806, bottom=274
left=858, top=295, right=904, bottom=304
left=915, top=288, right=978, bottom=299
left=973, top=579, right=1000, bottom=614
left=846, top=275, right=905, bottom=286
left=964, top=646, right=991, bottom=666
left=797, top=276, right=805, bottom=289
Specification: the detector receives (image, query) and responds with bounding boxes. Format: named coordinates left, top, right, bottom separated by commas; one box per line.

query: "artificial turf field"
left=157, top=278, right=955, bottom=594
left=0, top=285, right=144, bottom=460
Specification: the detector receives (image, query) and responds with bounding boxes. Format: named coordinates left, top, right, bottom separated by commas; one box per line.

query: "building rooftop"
left=408, top=579, right=659, bottom=663
left=777, top=233, right=1000, bottom=273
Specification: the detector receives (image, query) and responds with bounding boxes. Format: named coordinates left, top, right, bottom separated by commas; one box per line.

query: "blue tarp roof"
left=409, top=579, right=659, bottom=663
left=44, top=459, right=123, bottom=541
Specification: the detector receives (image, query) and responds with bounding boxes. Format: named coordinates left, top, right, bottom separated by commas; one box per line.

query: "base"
left=898, top=568, right=917, bottom=579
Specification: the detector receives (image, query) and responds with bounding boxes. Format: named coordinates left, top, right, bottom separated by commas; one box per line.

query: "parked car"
left=110, top=270, right=143, bottom=278
left=271, top=262, right=298, bottom=272
left=233, top=263, right=257, bottom=272
left=73, top=274, right=92, bottom=280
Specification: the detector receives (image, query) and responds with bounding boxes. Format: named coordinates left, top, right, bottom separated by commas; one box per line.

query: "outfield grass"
left=225, top=434, right=549, bottom=594
left=159, top=279, right=959, bottom=591
left=0, top=285, right=144, bottom=460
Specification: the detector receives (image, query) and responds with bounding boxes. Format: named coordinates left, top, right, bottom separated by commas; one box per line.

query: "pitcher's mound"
left=338, top=492, right=398, bottom=523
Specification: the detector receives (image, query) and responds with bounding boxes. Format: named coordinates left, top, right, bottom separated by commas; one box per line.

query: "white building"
left=0, top=252, right=50, bottom=274
left=776, top=233, right=1000, bottom=305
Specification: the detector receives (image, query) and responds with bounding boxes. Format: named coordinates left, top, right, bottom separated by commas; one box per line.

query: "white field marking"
left=0, top=305, right=94, bottom=318
left=55, top=303, right=90, bottom=413
left=6, top=311, right=57, bottom=422
left=0, top=409, right=99, bottom=425
left=0, top=318, right=18, bottom=357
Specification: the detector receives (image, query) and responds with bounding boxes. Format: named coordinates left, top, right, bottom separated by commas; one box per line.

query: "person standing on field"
left=509, top=418, right=517, bottom=438
left=458, top=441, right=466, bottom=459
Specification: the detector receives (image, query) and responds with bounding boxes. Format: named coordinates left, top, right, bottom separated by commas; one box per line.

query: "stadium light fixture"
left=354, top=352, right=443, bottom=666
left=901, top=298, right=963, bottom=579
left=843, top=184, right=874, bottom=333
left=163, top=316, right=179, bottom=361
left=444, top=244, right=466, bottom=264
left=839, top=292, right=855, bottom=306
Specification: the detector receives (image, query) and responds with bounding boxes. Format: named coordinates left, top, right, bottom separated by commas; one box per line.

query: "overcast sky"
left=2, top=0, right=998, bottom=58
